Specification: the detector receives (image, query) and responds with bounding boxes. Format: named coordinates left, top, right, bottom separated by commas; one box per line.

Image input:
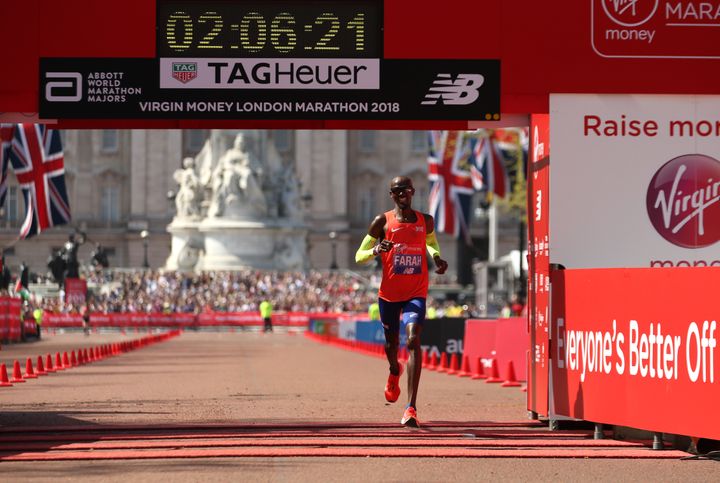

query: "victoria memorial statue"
left=166, top=130, right=307, bottom=271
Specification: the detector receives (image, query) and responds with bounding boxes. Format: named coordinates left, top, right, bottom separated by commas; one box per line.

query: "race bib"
left=392, top=246, right=423, bottom=275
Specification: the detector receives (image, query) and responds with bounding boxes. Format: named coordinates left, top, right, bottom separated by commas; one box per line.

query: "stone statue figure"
left=173, top=157, right=202, bottom=219
left=278, top=166, right=303, bottom=220
left=63, top=233, right=81, bottom=279
left=273, top=237, right=305, bottom=270
left=208, top=133, right=267, bottom=218
left=166, top=129, right=309, bottom=272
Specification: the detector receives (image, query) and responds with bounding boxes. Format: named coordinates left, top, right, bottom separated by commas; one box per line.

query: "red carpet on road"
left=0, top=422, right=687, bottom=461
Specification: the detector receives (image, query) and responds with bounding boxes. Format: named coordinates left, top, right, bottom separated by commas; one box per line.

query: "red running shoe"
left=384, top=363, right=404, bottom=403
left=401, top=406, right=419, bottom=428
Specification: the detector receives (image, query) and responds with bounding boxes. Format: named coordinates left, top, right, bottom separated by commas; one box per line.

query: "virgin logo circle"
left=646, top=154, right=720, bottom=248
left=601, top=0, right=659, bottom=27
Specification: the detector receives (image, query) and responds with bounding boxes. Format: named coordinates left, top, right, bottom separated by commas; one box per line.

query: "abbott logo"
left=421, top=74, right=484, bottom=105
left=45, top=72, right=82, bottom=102
left=601, top=0, right=658, bottom=27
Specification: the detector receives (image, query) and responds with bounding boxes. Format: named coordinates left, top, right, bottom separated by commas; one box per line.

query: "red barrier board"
left=0, top=296, right=9, bottom=340
left=551, top=267, right=720, bottom=440
left=527, top=113, right=550, bottom=415
left=46, top=313, right=83, bottom=328
left=8, top=298, right=21, bottom=341
left=464, top=318, right=528, bottom=381
left=43, top=311, right=343, bottom=328
left=64, top=278, right=87, bottom=307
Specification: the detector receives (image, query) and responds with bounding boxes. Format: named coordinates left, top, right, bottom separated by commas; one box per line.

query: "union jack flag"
left=468, top=134, right=509, bottom=199
left=8, top=124, right=71, bottom=239
left=493, top=127, right=528, bottom=187
left=0, top=124, right=14, bottom=210
left=428, top=131, right=474, bottom=243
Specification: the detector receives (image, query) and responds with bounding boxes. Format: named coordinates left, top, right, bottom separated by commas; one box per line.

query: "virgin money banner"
left=550, top=94, right=720, bottom=269
left=0, top=296, right=9, bottom=340
left=0, top=296, right=21, bottom=341
left=8, top=298, right=21, bottom=340
left=42, top=312, right=327, bottom=328
left=45, top=313, right=83, bottom=328
left=551, top=267, right=720, bottom=440
left=64, top=278, right=87, bottom=306
left=528, top=113, right=550, bottom=415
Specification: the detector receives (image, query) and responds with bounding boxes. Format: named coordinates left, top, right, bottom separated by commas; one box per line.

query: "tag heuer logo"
left=172, top=63, right=197, bottom=84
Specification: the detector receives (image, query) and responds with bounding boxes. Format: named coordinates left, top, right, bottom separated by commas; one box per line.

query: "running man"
left=355, top=176, right=448, bottom=427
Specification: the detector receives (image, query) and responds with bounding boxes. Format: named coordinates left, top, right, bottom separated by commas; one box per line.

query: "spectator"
left=510, top=294, right=525, bottom=316
left=368, top=301, right=380, bottom=321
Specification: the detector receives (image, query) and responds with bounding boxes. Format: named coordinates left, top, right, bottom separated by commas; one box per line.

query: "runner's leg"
left=402, top=298, right=426, bottom=408
left=379, top=298, right=402, bottom=375
left=406, top=322, right=422, bottom=408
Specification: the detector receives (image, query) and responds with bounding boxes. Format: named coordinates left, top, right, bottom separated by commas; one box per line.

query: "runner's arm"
left=424, top=214, right=448, bottom=274
left=355, top=214, right=388, bottom=264
left=355, top=234, right=379, bottom=264
left=425, top=230, right=441, bottom=259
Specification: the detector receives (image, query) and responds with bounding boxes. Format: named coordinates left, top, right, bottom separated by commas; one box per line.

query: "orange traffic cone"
left=437, top=352, right=448, bottom=373
left=428, top=351, right=438, bottom=371
left=457, top=355, right=471, bottom=377
left=70, top=350, right=78, bottom=366
left=485, top=358, right=503, bottom=383
left=501, top=361, right=522, bottom=387
left=36, top=356, right=48, bottom=376
left=55, top=352, right=65, bottom=370
left=45, top=354, right=55, bottom=373
left=62, top=351, right=71, bottom=368
left=0, top=363, right=13, bottom=386
left=446, top=353, right=459, bottom=375
left=421, top=349, right=429, bottom=369
left=23, top=358, right=38, bottom=379
left=10, top=360, right=26, bottom=383
left=471, top=356, right=487, bottom=379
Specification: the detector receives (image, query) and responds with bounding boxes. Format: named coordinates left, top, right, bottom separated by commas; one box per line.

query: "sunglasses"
left=390, top=186, right=414, bottom=196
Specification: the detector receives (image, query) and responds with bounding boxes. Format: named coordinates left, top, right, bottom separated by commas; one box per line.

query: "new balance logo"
left=421, top=74, right=485, bottom=105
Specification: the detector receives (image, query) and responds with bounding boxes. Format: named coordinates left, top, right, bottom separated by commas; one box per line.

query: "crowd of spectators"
left=9, top=267, right=498, bottom=318
left=43, top=269, right=377, bottom=315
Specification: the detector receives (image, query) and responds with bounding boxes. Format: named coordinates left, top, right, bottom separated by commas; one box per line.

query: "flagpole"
left=488, top=202, right=497, bottom=263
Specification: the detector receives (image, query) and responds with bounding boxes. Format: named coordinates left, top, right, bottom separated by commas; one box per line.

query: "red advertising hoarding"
left=0, top=296, right=8, bottom=340
left=591, top=0, right=720, bottom=59
left=551, top=267, right=720, bottom=440
left=527, top=113, right=550, bottom=415
left=64, top=278, right=87, bottom=307
left=4, top=1, right=720, bottom=127
left=464, top=318, right=529, bottom=381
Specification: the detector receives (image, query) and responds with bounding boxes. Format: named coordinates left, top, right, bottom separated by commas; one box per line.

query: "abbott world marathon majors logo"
left=646, top=154, right=720, bottom=248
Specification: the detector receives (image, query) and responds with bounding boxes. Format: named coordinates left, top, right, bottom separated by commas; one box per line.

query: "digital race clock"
left=157, top=1, right=383, bottom=58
